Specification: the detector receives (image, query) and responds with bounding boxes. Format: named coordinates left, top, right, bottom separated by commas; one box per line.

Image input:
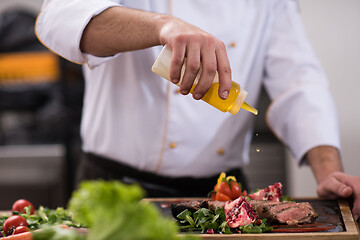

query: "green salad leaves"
left=0, top=206, right=81, bottom=236
left=176, top=208, right=273, bottom=234
left=32, top=226, right=86, bottom=240
left=238, top=219, right=273, bottom=233
left=177, top=208, right=232, bottom=234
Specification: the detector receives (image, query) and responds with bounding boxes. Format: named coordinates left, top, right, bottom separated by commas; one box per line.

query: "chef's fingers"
left=317, top=172, right=360, bottom=219
left=215, top=42, right=232, bottom=100
left=169, top=42, right=186, bottom=85
left=351, top=197, right=360, bottom=221
left=180, top=42, right=201, bottom=95
left=192, top=42, right=217, bottom=100
left=334, top=173, right=360, bottom=212
left=333, top=173, right=360, bottom=220
left=317, top=173, right=353, bottom=199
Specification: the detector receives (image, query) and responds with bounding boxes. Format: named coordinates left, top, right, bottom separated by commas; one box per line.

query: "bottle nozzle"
left=241, top=102, right=258, bottom=115
left=228, top=87, right=258, bottom=115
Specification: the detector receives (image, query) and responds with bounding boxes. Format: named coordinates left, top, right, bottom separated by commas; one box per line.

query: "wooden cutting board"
left=142, top=198, right=359, bottom=240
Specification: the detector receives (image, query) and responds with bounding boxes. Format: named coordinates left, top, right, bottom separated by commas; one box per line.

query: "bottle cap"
left=228, top=88, right=247, bottom=115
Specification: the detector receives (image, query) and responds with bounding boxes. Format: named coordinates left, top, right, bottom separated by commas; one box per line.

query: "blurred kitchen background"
left=0, top=0, right=359, bottom=209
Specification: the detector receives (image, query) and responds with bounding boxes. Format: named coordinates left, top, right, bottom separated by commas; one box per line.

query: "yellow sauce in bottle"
left=190, top=82, right=258, bottom=115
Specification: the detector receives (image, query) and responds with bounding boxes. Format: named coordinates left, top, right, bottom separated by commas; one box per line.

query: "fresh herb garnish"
left=281, top=195, right=293, bottom=202
left=176, top=207, right=273, bottom=234
left=238, top=219, right=273, bottom=233
left=0, top=206, right=81, bottom=236
left=177, top=207, right=232, bottom=234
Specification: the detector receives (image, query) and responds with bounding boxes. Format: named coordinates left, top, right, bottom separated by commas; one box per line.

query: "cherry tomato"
left=216, top=181, right=232, bottom=198
left=2, top=215, right=28, bottom=236
left=12, top=226, right=30, bottom=235
left=230, top=181, right=242, bottom=200
left=12, top=199, right=35, bottom=215
left=215, top=192, right=232, bottom=201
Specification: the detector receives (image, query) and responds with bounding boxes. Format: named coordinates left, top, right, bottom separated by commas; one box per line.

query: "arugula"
left=177, top=207, right=232, bottom=234
left=176, top=207, right=273, bottom=234
left=0, top=215, right=7, bottom=236
left=238, top=219, right=273, bottom=233
left=281, top=195, right=293, bottom=202
left=27, top=206, right=82, bottom=229
left=0, top=206, right=81, bottom=236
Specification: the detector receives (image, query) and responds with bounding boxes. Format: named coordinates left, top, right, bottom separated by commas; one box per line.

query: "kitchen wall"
left=288, top=0, right=360, bottom=197
left=0, top=0, right=42, bottom=13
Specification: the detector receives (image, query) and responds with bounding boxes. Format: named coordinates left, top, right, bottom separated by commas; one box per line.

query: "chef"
left=36, top=0, right=360, bottom=220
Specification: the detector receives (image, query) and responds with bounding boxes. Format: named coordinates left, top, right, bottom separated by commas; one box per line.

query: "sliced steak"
left=276, top=202, right=318, bottom=225
left=249, top=200, right=318, bottom=225
left=201, top=200, right=226, bottom=211
left=170, top=200, right=202, bottom=219
left=249, top=200, right=280, bottom=219
left=171, top=200, right=227, bottom=219
left=268, top=201, right=298, bottom=214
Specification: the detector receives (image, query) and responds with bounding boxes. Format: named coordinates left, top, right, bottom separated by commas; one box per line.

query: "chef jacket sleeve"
left=35, top=0, right=121, bottom=68
left=263, top=1, right=341, bottom=165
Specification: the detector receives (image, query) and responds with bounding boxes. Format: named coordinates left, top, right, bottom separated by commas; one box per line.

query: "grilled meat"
left=200, top=200, right=226, bottom=211
left=170, top=200, right=202, bottom=219
left=249, top=200, right=318, bottom=225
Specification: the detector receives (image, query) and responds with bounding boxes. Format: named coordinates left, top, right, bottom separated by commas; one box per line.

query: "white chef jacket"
left=36, top=0, right=340, bottom=178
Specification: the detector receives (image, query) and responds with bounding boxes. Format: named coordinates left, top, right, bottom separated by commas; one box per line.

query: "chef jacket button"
left=169, top=142, right=177, bottom=149
left=217, top=148, right=225, bottom=155
left=229, top=41, right=236, bottom=48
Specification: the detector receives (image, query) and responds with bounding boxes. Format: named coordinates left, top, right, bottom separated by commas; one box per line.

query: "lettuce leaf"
left=67, top=180, right=198, bottom=240
left=32, top=226, right=85, bottom=240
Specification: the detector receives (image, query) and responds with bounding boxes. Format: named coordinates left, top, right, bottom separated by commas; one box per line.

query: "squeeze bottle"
left=151, top=45, right=258, bottom=115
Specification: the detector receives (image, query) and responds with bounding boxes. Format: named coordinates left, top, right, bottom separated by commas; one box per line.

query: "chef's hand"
left=158, top=17, right=232, bottom=100
left=316, top=172, right=360, bottom=221
left=307, top=146, right=360, bottom=222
